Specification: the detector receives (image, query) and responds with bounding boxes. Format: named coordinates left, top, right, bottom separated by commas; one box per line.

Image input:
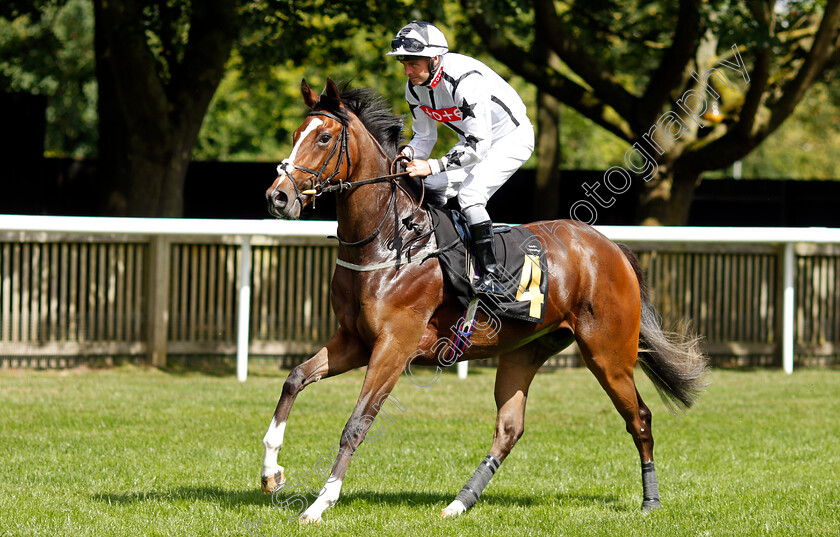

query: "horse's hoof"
left=299, top=515, right=322, bottom=524
left=440, top=500, right=467, bottom=518
left=261, top=469, right=286, bottom=494
left=642, top=498, right=662, bottom=512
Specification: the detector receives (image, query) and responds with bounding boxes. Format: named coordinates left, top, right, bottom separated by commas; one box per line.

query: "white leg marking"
left=262, top=418, right=287, bottom=476
left=441, top=499, right=467, bottom=518
left=300, top=477, right=342, bottom=522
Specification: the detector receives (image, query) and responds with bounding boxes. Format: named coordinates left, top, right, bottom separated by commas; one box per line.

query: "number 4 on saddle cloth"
left=429, top=207, right=549, bottom=324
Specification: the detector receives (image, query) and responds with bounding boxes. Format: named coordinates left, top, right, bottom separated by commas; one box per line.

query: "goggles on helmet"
left=391, top=37, right=431, bottom=53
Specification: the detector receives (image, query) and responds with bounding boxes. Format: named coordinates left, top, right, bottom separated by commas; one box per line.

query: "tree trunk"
left=93, top=0, right=236, bottom=217
left=636, top=166, right=700, bottom=226
left=533, top=89, right=562, bottom=220
left=531, top=23, right=562, bottom=222
left=95, top=59, right=191, bottom=216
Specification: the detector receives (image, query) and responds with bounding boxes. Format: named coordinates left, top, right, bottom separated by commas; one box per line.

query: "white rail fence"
left=1, top=214, right=839, bottom=380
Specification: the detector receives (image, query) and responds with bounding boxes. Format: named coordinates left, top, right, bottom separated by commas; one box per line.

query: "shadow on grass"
left=94, top=486, right=625, bottom=512
left=157, top=357, right=319, bottom=378
left=340, top=489, right=623, bottom=511
left=159, top=359, right=237, bottom=377
left=94, top=487, right=446, bottom=510
left=93, top=486, right=267, bottom=507
left=550, top=491, right=624, bottom=510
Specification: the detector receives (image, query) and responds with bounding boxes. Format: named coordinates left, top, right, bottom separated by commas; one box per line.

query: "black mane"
left=316, top=86, right=405, bottom=159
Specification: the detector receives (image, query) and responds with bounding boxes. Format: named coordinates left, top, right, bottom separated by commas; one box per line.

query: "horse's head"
left=266, top=79, right=404, bottom=220
left=266, top=78, right=353, bottom=219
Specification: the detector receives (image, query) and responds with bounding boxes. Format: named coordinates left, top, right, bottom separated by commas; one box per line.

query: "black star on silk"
left=464, top=135, right=481, bottom=150
left=445, top=150, right=466, bottom=167
left=458, top=99, right=476, bottom=119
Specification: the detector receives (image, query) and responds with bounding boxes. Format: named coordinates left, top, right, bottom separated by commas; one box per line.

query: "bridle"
left=277, top=108, right=435, bottom=266
left=276, top=110, right=352, bottom=209
left=278, top=110, right=414, bottom=199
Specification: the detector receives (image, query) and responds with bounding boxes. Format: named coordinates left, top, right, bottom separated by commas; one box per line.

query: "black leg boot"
left=469, top=221, right=507, bottom=296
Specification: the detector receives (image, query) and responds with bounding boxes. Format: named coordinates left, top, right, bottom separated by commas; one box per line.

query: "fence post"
left=237, top=236, right=252, bottom=382
left=782, top=242, right=795, bottom=374
left=147, top=235, right=170, bottom=368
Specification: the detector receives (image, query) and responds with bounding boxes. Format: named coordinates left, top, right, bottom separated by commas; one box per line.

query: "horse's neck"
left=335, top=121, right=433, bottom=263
left=335, top=163, right=392, bottom=242
left=336, top=170, right=433, bottom=264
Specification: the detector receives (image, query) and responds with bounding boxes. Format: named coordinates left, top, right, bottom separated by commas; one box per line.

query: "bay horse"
left=262, top=78, right=707, bottom=523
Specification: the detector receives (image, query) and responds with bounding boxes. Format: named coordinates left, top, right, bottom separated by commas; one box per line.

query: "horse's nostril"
left=273, top=191, right=288, bottom=209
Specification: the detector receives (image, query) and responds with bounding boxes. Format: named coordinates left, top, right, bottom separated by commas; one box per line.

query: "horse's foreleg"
left=299, top=328, right=422, bottom=523
left=261, top=329, right=369, bottom=494
left=442, top=347, right=546, bottom=518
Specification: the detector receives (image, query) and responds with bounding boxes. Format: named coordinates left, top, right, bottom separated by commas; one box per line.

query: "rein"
left=331, top=164, right=434, bottom=266
left=301, top=171, right=410, bottom=196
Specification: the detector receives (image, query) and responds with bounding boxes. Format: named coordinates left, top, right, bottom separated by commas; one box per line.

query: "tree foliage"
left=3, top=0, right=840, bottom=219
left=460, top=0, right=840, bottom=224
left=196, top=16, right=410, bottom=161
left=194, top=0, right=454, bottom=162
left=0, top=0, right=96, bottom=156
left=739, top=79, right=840, bottom=179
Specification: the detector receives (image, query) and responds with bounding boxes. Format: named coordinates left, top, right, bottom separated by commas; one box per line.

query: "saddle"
left=428, top=207, right=548, bottom=323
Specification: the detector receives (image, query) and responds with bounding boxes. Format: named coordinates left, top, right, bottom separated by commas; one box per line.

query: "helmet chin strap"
left=422, top=56, right=441, bottom=86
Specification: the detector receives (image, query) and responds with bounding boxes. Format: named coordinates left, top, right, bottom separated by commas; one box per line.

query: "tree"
left=461, top=0, right=840, bottom=225
left=195, top=1, right=450, bottom=162
left=1, top=0, right=97, bottom=157
left=95, top=0, right=427, bottom=216
left=533, top=24, right=562, bottom=221
left=5, top=0, right=426, bottom=216
left=739, top=80, right=840, bottom=179
left=195, top=19, right=413, bottom=162
left=93, top=0, right=238, bottom=216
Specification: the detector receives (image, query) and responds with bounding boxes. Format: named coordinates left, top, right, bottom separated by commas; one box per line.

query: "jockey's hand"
left=406, top=159, right=432, bottom=178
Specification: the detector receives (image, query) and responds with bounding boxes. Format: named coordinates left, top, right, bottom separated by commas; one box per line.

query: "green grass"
left=1, top=364, right=838, bottom=536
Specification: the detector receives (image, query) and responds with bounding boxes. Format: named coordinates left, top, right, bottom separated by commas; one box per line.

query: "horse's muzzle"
left=265, top=178, right=301, bottom=220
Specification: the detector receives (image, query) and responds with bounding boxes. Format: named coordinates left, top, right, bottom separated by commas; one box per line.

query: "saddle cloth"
left=429, top=207, right=548, bottom=323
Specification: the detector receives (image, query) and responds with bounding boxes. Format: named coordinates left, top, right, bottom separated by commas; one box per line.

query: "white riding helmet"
left=387, top=21, right=449, bottom=59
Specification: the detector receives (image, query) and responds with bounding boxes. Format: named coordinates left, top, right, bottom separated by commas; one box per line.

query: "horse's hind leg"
left=633, top=388, right=660, bottom=510
left=261, top=328, right=368, bottom=494
left=441, top=345, right=547, bottom=517
left=579, top=339, right=661, bottom=511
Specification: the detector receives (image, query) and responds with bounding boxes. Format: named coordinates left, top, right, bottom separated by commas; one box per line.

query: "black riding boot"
left=470, top=221, right=506, bottom=296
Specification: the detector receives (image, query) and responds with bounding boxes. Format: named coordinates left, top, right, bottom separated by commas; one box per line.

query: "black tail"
left=618, top=244, right=709, bottom=414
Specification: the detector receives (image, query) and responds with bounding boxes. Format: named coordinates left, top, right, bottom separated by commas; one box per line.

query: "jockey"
left=387, top=21, right=535, bottom=296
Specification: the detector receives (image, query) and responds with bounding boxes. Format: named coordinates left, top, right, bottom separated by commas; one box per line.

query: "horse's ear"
left=301, top=78, right=318, bottom=109
left=325, top=78, right=343, bottom=105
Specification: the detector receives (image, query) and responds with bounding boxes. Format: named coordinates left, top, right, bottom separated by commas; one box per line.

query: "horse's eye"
left=318, top=134, right=331, bottom=144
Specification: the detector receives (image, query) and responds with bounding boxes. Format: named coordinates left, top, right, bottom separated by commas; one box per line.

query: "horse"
left=262, top=78, right=708, bottom=523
